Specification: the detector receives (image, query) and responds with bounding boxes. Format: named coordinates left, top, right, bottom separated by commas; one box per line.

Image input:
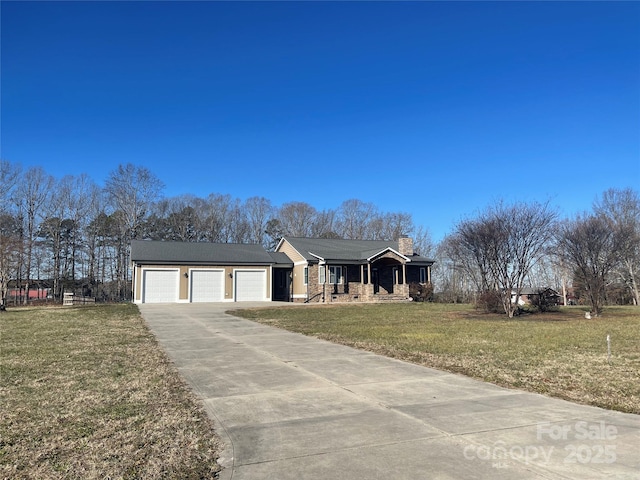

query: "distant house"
left=6, top=287, right=51, bottom=302
left=131, top=236, right=434, bottom=304
left=275, top=236, right=434, bottom=303
left=511, top=287, right=562, bottom=306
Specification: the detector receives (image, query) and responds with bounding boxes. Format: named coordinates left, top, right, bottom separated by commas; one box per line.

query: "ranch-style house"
left=131, top=236, right=434, bottom=304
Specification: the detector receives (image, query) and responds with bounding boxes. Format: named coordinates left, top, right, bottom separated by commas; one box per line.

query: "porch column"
left=367, top=264, right=371, bottom=284
left=402, top=264, right=406, bottom=284
left=428, top=265, right=431, bottom=283
left=322, top=264, right=326, bottom=303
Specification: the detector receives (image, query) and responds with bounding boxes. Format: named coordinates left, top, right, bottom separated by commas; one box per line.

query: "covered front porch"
left=319, top=256, right=414, bottom=303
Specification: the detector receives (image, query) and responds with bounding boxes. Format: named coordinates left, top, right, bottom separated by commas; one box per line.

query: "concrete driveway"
left=139, top=303, right=640, bottom=480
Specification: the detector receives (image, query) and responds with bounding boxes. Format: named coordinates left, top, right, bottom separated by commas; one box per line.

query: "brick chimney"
left=397, top=235, right=413, bottom=256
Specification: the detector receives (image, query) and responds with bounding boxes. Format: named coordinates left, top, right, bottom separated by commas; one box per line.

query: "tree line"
left=0, top=161, right=433, bottom=305
left=434, top=189, right=640, bottom=316
left=1, top=160, right=637, bottom=315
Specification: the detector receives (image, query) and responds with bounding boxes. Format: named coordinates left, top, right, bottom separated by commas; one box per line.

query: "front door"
left=273, top=269, right=290, bottom=301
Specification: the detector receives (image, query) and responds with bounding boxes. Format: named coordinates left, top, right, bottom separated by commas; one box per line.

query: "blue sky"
left=2, top=1, right=639, bottom=242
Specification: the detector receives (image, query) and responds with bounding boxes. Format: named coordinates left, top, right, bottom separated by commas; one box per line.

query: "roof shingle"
left=282, top=237, right=434, bottom=264
left=131, top=240, right=275, bottom=265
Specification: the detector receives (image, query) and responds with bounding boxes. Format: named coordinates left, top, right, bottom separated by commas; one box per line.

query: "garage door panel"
left=191, top=270, right=224, bottom=302
left=143, top=270, right=179, bottom=303
left=235, top=270, right=266, bottom=301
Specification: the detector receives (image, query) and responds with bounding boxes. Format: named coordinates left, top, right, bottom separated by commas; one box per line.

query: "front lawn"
left=0, top=304, right=221, bottom=479
left=233, top=303, right=640, bottom=414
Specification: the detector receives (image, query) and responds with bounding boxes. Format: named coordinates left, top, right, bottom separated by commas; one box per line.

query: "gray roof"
left=131, top=240, right=276, bottom=265
left=268, top=252, right=294, bottom=267
left=282, top=237, right=434, bottom=264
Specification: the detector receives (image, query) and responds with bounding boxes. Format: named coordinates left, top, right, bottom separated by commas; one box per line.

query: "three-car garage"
left=131, top=240, right=286, bottom=304
left=137, top=267, right=269, bottom=304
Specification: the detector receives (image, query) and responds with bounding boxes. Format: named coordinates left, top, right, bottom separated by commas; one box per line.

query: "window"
left=329, top=266, right=342, bottom=284
left=420, top=267, right=427, bottom=284
left=319, top=266, right=326, bottom=284
left=304, top=267, right=308, bottom=285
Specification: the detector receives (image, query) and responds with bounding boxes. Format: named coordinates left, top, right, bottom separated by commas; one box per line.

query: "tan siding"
left=134, top=264, right=142, bottom=302
left=277, top=240, right=309, bottom=301
left=276, top=240, right=306, bottom=263
left=292, top=264, right=307, bottom=300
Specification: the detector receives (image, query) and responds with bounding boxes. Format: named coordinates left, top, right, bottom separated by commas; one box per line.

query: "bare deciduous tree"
left=412, top=225, right=435, bottom=258
left=373, top=212, right=414, bottom=242
left=84, top=189, right=108, bottom=299
left=443, top=224, right=493, bottom=294
left=556, top=213, right=623, bottom=316
left=156, top=195, right=200, bottom=242
left=1, top=160, right=21, bottom=208
left=199, top=193, right=235, bottom=243
left=0, top=214, right=22, bottom=309
left=448, top=201, right=557, bottom=317
left=0, top=161, right=21, bottom=309
left=335, top=199, right=378, bottom=239
left=14, top=167, right=53, bottom=303
left=104, top=164, right=164, bottom=240
left=104, top=164, right=164, bottom=299
left=432, top=237, right=479, bottom=304
left=309, top=209, right=337, bottom=239
left=63, top=175, right=102, bottom=286
left=593, top=188, right=640, bottom=306
left=244, top=196, right=273, bottom=247
left=277, top=201, right=318, bottom=237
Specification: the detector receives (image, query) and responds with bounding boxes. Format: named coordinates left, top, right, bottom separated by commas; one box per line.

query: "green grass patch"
left=232, top=303, right=640, bottom=414
left=1, top=304, right=221, bottom=479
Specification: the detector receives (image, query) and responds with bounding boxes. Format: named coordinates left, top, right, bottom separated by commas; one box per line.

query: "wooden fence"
left=63, top=292, right=96, bottom=306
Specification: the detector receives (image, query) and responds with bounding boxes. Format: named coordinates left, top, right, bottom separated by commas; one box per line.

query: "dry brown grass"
left=234, top=303, right=640, bottom=414
left=0, top=304, right=221, bottom=479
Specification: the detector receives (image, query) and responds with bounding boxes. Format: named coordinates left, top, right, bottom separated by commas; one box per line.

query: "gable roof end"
left=365, top=247, right=411, bottom=262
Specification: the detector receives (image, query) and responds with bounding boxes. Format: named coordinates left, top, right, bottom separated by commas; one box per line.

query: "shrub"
left=475, top=290, right=503, bottom=313
left=529, top=289, right=561, bottom=313
left=409, top=282, right=434, bottom=302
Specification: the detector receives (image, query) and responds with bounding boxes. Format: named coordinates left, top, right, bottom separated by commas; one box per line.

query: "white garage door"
left=235, top=270, right=266, bottom=301
left=190, top=270, right=225, bottom=302
left=143, top=270, right=179, bottom=303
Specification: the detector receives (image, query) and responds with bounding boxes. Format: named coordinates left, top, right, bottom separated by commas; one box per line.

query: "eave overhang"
left=132, top=260, right=275, bottom=266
